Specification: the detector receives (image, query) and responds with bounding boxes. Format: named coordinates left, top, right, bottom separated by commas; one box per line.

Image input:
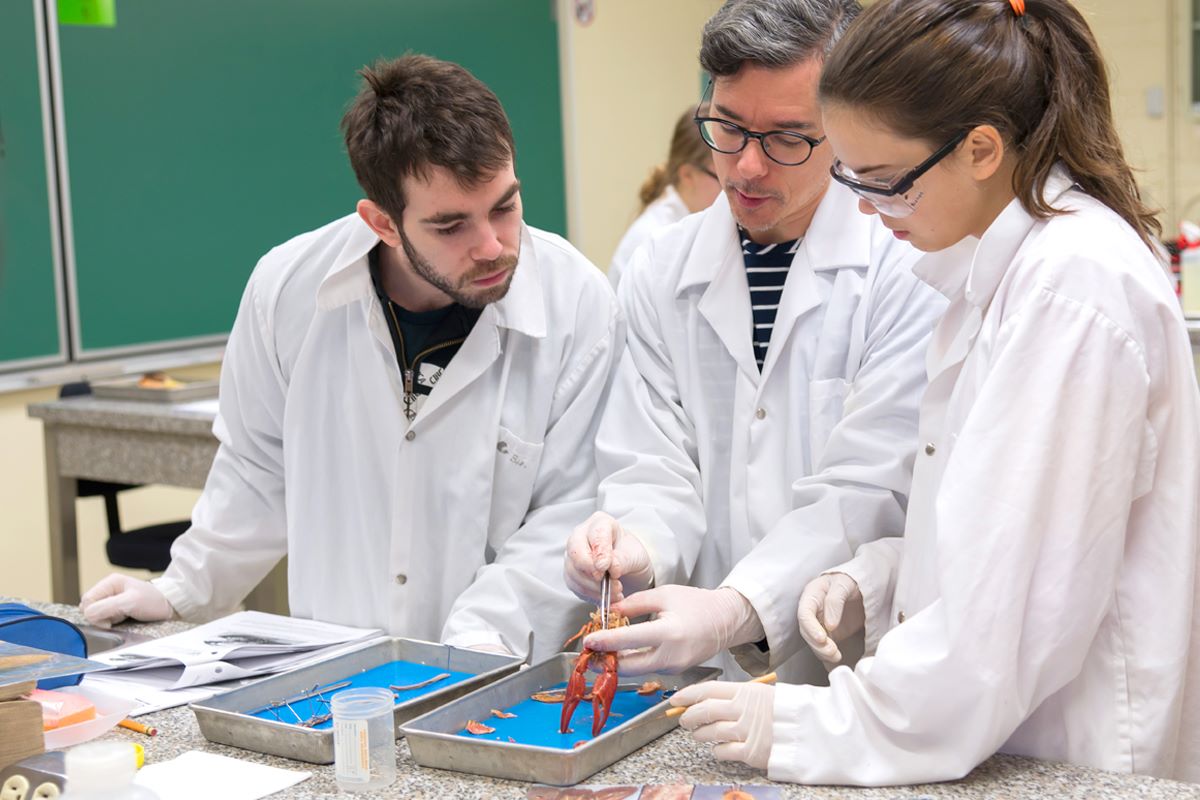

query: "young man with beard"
left=81, top=55, right=621, bottom=661
left=564, top=0, right=945, bottom=685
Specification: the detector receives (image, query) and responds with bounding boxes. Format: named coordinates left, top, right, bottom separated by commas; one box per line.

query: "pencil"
left=118, top=718, right=157, bottom=736
left=665, top=671, right=778, bottom=717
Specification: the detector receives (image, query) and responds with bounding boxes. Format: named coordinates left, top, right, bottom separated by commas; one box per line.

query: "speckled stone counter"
left=27, top=396, right=219, bottom=488
left=12, top=601, right=1199, bottom=800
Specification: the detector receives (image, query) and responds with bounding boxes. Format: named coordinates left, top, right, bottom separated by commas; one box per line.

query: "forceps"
left=600, top=571, right=611, bottom=630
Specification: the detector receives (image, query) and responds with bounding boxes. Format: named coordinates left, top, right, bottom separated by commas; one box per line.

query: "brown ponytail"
left=819, top=0, right=1161, bottom=251
left=639, top=165, right=671, bottom=209
left=637, top=106, right=713, bottom=211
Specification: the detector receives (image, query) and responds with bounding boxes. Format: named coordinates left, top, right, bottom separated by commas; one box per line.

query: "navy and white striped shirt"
left=741, top=231, right=801, bottom=370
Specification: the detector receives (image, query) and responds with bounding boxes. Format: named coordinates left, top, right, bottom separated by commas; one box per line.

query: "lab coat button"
left=755, top=408, right=767, bottom=420
left=897, top=610, right=906, bottom=623
left=497, top=440, right=508, bottom=453
left=924, top=442, right=936, bottom=455
left=405, top=431, right=416, bottom=442
left=394, top=573, right=407, bottom=585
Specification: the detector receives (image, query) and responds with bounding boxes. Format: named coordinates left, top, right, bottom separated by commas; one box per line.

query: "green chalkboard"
left=57, top=0, right=565, bottom=356
left=0, top=0, right=64, bottom=370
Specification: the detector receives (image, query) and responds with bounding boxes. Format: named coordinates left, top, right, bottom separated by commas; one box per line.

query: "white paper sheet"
left=134, top=750, right=310, bottom=800
left=90, top=611, right=381, bottom=689
left=82, top=612, right=384, bottom=714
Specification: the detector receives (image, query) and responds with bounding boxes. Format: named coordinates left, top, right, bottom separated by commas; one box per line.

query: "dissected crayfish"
left=560, top=607, right=628, bottom=736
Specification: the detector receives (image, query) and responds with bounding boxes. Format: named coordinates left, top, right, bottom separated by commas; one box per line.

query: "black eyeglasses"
left=693, top=82, right=825, bottom=167
left=829, top=130, right=968, bottom=218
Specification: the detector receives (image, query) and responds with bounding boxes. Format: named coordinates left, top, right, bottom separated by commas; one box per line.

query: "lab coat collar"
left=314, top=217, right=545, bottom=339
left=315, top=214, right=381, bottom=312
left=676, top=184, right=873, bottom=382
left=914, top=165, right=1078, bottom=309
left=675, top=192, right=743, bottom=296
left=674, top=182, right=871, bottom=296
left=490, top=225, right=547, bottom=339
left=802, top=181, right=874, bottom=272
left=758, top=185, right=875, bottom=382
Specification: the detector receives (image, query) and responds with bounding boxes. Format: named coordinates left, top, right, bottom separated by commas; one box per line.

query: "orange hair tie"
left=1009, top=0, right=1026, bottom=16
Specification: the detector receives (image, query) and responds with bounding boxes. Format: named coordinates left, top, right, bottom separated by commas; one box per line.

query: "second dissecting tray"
left=401, top=652, right=720, bottom=786
left=189, top=637, right=523, bottom=764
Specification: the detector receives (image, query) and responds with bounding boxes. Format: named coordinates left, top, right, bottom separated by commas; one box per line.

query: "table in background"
left=26, top=397, right=286, bottom=613
left=10, top=600, right=1198, bottom=800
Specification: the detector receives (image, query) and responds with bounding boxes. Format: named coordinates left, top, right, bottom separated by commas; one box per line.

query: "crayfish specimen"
left=560, top=608, right=628, bottom=735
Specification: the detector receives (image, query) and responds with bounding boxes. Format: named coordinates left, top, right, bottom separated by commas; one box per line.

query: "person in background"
left=608, top=107, right=721, bottom=288
left=79, top=55, right=622, bottom=662
left=565, top=0, right=945, bottom=687
left=670, top=0, right=1200, bottom=785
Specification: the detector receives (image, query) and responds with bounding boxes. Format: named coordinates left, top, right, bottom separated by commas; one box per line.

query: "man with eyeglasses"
left=563, top=0, right=946, bottom=687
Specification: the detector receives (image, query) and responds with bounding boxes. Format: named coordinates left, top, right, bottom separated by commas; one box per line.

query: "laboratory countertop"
left=14, top=600, right=1200, bottom=800
left=27, top=395, right=217, bottom=435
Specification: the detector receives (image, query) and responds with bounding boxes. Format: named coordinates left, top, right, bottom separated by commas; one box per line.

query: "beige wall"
left=0, top=364, right=218, bottom=603
left=1078, top=0, right=1200, bottom=236
left=558, top=0, right=724, bottom=270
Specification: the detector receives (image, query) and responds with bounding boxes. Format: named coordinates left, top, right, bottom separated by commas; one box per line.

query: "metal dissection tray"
left=401, top=652, right=720, bottom=786
left=190, top=637, right=523, bottom=764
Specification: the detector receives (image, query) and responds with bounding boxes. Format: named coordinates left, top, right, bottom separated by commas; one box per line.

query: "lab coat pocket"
left=808, top=377, right=850, bottom=469
left=489, top=426, right=545, bottom=536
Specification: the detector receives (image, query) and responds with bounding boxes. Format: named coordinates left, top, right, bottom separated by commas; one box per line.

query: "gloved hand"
left=563, top=511, right=654, bottom=604
left=582, top=585, right=765, bottom=674
left=670, top=680, right=775, bottom=770
left=80, top=573, right=174, bottom=627
left=797, top=572, right=863, bottom=668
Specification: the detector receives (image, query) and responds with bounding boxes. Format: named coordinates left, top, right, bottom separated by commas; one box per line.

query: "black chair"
left=62, top=382, right=191, bottom=572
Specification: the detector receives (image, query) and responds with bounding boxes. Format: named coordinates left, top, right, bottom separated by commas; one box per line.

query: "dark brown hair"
left=341, top=54, right=515, bottom=223
left=819, top=0, right=1161, bottom=250
left=638, top=107, right=712, bottom=209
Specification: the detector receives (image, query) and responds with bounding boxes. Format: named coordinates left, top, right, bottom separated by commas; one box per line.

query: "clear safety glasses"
left=829, top=130, right=968, bottom=218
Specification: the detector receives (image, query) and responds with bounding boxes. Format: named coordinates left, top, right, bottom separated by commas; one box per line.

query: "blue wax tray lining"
left=456, top=680, right=668, bottom=750
left=250, top=659, right=475, bottom=730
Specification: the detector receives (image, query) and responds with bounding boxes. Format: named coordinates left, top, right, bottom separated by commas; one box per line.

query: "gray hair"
left=699, top=0, right=862, bottom=77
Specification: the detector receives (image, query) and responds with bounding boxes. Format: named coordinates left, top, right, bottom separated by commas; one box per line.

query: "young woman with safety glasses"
left=668, top=0, right=1200, bottom=786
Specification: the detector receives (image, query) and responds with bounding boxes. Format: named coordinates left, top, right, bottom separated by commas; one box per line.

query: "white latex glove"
left=563, top=511, right=654, bottom=604
left=581, top=585, right=765, bottom=674
left=80, top=573, right=174, bottom=627
left=796, top=572, right=864, bottom=667
left=670, top=680, right=775, bottom=770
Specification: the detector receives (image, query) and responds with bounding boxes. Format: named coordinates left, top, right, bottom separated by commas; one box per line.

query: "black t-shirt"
left=368, top=246, right=481, bottom=421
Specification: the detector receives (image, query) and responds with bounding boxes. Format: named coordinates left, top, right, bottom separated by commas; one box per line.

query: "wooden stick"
left=118, top=718, right=157, bottom=736
left=0, top=654, right=51, bottom=670
left=389, top=672, right=451, bottom=693
left=664, top=671, right=777, bottom=718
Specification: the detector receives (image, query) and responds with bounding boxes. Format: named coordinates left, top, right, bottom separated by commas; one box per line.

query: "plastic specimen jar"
left=331, top=687, right=397, bottom=792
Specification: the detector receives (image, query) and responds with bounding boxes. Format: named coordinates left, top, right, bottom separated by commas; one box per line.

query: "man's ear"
left=356, top=199, right=402, bottom=248
left=962, top=124, right=1006, bottom=181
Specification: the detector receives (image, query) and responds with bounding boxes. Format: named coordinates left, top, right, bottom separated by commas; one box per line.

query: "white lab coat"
left=154, top=215, right=622, bottom=661
left=608, top=185, right=690, bottom=289
left=596, top=184, right=946, bottom=685
left=771, top=170, right=1200, bottom=785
